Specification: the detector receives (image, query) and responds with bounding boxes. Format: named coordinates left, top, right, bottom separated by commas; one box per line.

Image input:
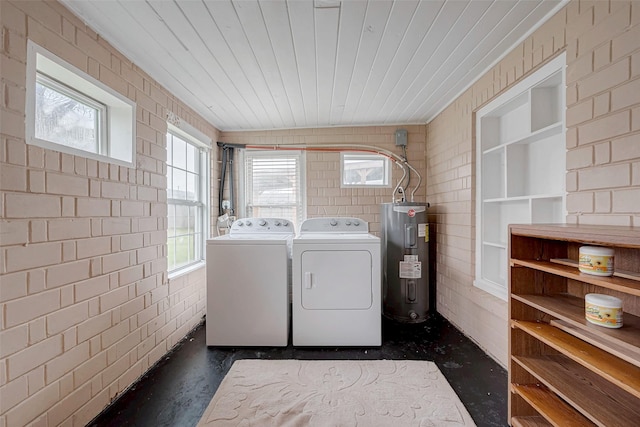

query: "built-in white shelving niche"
left=475, top=53, right=566, bottom=300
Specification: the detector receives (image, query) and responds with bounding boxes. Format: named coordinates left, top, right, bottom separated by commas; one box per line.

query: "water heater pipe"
left=244, top=143, right=422, bottom=202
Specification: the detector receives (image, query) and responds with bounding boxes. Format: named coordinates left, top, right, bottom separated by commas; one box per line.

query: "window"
left=167, top=124, right=210, bottom=274
left=240, top=150, right=305, bottom=229
left=26, top=40, right=135, bottom=166
left=341, top=153, right=390, bottom=187
left=35, top=73, right=107, bottom=155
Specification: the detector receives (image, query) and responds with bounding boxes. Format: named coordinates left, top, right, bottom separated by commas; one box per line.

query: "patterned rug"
left=197, top=359, right=476, bottom=426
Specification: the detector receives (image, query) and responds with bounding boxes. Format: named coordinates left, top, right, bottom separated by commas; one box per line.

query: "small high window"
left=35, top=73, right=107, bottom=155
left=341, top=153, right=390, bottom=188
left=26, top=41, right=135, bottom=166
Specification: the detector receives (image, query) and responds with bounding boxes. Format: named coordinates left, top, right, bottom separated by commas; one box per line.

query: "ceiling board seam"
left=141, top=0, right=251, bottom=128
left=340, top=0, right=391, bottom=125
left=360, top=0, right=446, bottom=122
left=286, top=0, right=309, bottom=126
left=404, top=0, right=520, bottom=123
left=424, top=0, right=569, bottom=123
left=121, top=0, right=241, bottom=127
left=173, top=0, right=267, bottom=128
left=258, top=0, right=299, bottom=127
left=329, top=0, right=366, bottom=126
left=378, top=1, right=474, bottom=120
left=327, top=0, right=342, bottom=125
left=197, top=0, right=278, bottom=128
left=230, top=0, right=289, bottom=128
left=348, top=0, right=419, bottom=125
left=396, top=0, right=503, bottom=121
left=339, top=0, right=394, bottom=125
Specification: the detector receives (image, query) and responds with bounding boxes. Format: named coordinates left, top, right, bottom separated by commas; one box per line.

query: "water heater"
left=381, top=202, right=430, bottom=323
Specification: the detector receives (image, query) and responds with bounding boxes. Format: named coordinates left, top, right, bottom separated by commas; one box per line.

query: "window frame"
left=34, top=72, right=108, bottom=155
left=340, top=152, right=391, bottom=188
left=26, top=40, right=136, bottom=167
left=238, top=149, right=306, bottom=230
left=166, top=122, right=211, bottom=277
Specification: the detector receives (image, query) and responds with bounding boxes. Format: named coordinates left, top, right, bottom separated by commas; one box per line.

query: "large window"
left=240, top=150, right=305, bottom=229
left=26, top=40, right=135, bottom=166
left=167, top=126, right=210, bottom=273
left=341, top=153, right=390, bottom=187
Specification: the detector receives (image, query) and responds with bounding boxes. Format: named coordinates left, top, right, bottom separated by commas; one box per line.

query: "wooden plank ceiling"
left=61, top=0, right=566, bottom=131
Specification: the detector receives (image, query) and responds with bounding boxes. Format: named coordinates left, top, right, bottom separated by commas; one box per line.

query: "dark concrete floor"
left=88, top=313, right=508, bottom=427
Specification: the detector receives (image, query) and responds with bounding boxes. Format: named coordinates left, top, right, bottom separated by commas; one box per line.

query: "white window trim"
left=340, top=152, right=392, bottom=188
left=26, top=40, right=136, bottom=167
left=166, top=122, right=211, bottom=277
left=238, top=149, right=306, bottom=228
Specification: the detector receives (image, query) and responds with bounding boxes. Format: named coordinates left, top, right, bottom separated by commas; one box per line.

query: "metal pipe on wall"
left=242, top=143, right=422, bottom=203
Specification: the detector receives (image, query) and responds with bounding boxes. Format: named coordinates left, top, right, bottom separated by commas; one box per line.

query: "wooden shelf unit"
left=508, top=224, right=640, bottom=426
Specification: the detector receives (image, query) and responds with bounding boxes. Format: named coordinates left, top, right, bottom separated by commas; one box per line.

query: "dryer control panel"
left=230, top=217, right=295, bottom=234
left=299, top=217, right=369, bottom=234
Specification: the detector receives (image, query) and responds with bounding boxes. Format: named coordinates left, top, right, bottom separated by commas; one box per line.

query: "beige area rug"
left=197, top=360, right=476, bottom=427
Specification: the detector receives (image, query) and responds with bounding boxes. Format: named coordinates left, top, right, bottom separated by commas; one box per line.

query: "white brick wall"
left=427, top=0, right=640, bottom=366
left=0, top=1, right=219, bottom=425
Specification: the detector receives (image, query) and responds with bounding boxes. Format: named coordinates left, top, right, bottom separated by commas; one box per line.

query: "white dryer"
left=206, top=218, right=294, bottom=346
left=292, top=217, right=381, bottom=346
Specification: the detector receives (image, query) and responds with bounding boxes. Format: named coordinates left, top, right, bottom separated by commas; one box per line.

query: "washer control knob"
left=274, top=220, right=281, bottom=226
left=245, top=220, right=252, bottom=226
left=282, top=221, right=289, bottom=226
left=237, top=221, right=244, bottom=226
left=354, top=220, right=360, bottom=226
left=345, top=220, right=351, bottom=226
left=258, top=219, right=267, bottom=226
left=330, top=219, right=338, bottom=226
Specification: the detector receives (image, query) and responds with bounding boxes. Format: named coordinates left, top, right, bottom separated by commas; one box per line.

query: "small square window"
left=341, top=153, right=391, bottom=188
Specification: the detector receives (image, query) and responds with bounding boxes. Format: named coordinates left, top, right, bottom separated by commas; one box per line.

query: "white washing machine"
left=206, top=218, right=294, bottom=346
left=292, top=217, right=381, bottom=346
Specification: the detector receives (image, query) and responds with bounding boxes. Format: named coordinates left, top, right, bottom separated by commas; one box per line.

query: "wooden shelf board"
left=511, top=383, right=595, bottom=427
left=512, top=293, right=640, bottom=365
left=510, top=259, right=640, bottom=296
left=508, top=224, right=640, bottom=249
left=550, top=258, right=640, bottom=282
left=513, top=355, right=640, bottom=427
left=550, top=319, right=640, bottom=369
left=511, top=416, right=553, bottom=427
left=511, top=320, right=640, bottom=398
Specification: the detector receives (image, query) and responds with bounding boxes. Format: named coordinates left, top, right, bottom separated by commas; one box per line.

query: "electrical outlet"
left=222, top=200, right=231, bottom=209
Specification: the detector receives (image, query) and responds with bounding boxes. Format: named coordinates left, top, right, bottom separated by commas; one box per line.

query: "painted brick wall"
left=0, top=1, right=219, bottom=426
left=220, top=125, right=427, bottom=235
left=427, top=0, right=640, bottom=366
